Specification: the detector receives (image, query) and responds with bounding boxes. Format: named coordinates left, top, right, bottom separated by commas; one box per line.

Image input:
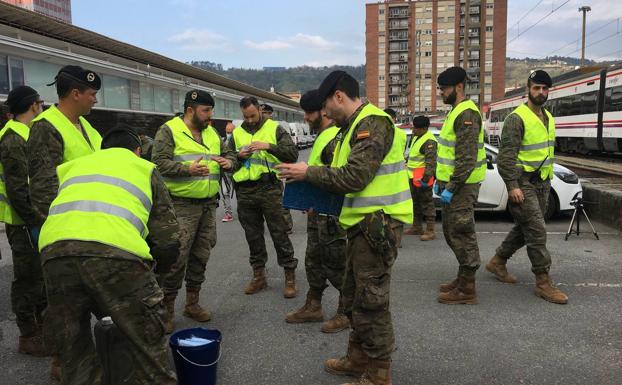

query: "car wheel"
left=544, top=191, right=558, bottom=221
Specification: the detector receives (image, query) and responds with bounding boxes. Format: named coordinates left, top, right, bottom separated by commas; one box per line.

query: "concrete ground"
left=1, top=178, right=620, bottom=384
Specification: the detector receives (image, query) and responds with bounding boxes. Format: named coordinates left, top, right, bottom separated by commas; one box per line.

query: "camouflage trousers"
left=161, top=197, right=217, bottom=296
left=439, top=183, right=481, bottom=278
left=409, top=181, right=436, bottom=226
left=237, top=182, right=297, bottom=270
left=305, top=212, right=346, bottom=296
left=42, top=256, right=176, bottom=385
left=496, top=176, right=552, bottom=274
left=7, top=224, right=46, bottom=337
left=342, top=212, right=403, bottom=360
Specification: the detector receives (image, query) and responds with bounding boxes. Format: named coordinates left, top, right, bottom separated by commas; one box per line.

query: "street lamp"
left=578, top=6, right=591, bottom=67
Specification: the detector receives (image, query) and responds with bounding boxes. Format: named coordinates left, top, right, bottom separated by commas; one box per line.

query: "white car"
left=406, top=129, right=583, bottom=219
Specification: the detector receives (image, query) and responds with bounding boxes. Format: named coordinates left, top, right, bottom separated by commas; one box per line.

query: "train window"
left=605, top=86, right=622, bottom=112
left=9, top=58, right=24, bottom=88
left=581, top=91, right=598, bottom=115
left=569, top=94, right=583, bottom=116
left=557, top=95, right=572, bottom=117
left=0, top=55, right=8, bottom=94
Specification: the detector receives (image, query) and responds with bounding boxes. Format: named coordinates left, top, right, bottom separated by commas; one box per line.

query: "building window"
left=102, top=75, right=130, bottom=110
left=486, top=4, right=494, bottom=8
left=424, top=51, right=432, bottom=57
left=23, top=59, right=61, bottom=102
left=154, top=86, right=173, bottom=113
left=379, top=9, right=385, bottom=15
left=379, top=75, right=385, bottom=81
left=486, top=26, right=493, bottom=32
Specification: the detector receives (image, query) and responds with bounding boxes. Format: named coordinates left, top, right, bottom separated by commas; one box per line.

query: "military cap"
left=299, top=89, right=323, bottom=112
left=103, top=123, right=142, bottom=149
left=383, top=108, right=397, bottom=120
left=185, top=89, right=215, bottom=107
left=437, top=66, right=467, bottom=86
left=317, top=70, right=348, bottom=102
left=4, top=85, right=39, bottom=109
left=528, top=70, right=553, bottom=87
left=260, top=103, right=274, bottom=113
left=412, top=115, right=430, bottom=129
left=48, top=65, right=101, bottom=90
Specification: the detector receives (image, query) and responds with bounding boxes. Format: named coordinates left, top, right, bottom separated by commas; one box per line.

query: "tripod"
left=565, top=196, right=599, bottom=241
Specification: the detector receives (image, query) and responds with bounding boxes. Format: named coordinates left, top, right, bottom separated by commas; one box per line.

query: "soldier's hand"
left=508, top=188, right=524, bottom=204
left=188, top=157, right=210, bottom=176
left=238, top=146, right=252, bottom=159
left=275, top=162, right=308, bottom=181
left=248, top=141, right=270, bottom=152
left=212, top=156, right=233, bottom=170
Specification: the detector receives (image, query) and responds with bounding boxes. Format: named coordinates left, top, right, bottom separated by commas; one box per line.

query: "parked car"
left=406, top=129, right=582, bottom=219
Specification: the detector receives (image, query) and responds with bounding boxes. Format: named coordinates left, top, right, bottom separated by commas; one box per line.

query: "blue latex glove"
left=440, top=189, right=454, bottom=204
left=417, top=178, right=432, bottom=188
left=433, top=182, right=441, bottom=195
left=29, top=226, right=41, bottom=246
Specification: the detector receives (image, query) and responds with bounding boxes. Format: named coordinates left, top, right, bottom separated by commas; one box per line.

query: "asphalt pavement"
left=0, top=160, right=620, bottom=384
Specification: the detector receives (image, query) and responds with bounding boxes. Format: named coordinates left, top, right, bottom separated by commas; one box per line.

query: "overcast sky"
left=72, top=0, right=622, bottom=69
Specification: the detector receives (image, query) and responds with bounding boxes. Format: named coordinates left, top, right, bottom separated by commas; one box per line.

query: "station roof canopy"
left=0, top=2, right=299, bottom=107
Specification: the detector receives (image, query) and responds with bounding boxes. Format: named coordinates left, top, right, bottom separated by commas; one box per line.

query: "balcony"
left=388, top=10, right=410, bottom=19
left=388, top=46, right=409, bottom=52
left=389, top=34, right=409, bottom=41
left=389, top=68, right=409, bottom=74
left=389, top=22, right=409, bottom=29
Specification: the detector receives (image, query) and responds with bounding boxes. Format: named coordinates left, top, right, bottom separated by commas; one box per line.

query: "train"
left=486, top=63, right=622, bottom=154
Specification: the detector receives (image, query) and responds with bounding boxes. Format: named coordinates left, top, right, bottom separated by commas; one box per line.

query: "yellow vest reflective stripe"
left=436, top=99, right=486, bottom=183
left=232, top=119, right=280, bottom=182
left=161, top=117, right=221, bottom=198
left=511, top=104, right=556, bottom=180
left=39, top=148, right=154, bottom=260
left=0, top=120, right=30, bottom=225
left=31, top=105, right=101, bottom=162
left=406, top=130, right=437, bottom=173
left=308, top=126, right=340, bottom=166
left=331, top=104, right=413, bottom=228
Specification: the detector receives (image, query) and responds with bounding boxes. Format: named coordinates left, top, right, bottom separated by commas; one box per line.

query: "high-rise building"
left=366, top=0, right=507, bottom=115
left=2, top=0, right=71, bottom=23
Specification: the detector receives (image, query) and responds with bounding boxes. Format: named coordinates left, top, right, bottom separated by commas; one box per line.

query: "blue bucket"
left=169, top=328, right=222, bottom=385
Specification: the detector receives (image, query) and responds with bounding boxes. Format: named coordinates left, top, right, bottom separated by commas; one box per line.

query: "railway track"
left=556, top=154, right=622, bottom=178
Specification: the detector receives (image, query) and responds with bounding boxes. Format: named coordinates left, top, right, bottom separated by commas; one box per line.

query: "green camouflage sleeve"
left=220, top=137, right=240, bottom=171
left=27, top=120, right=64, bottom=225
left=0, top=131, right=37, bottom=226
left=306, top=116, right=393, bottom=194
left=446, top=109, right=482, bottom=192
left=422, top=138, right=438, bottom=181
left=152, top=124, right=191, bottom=177
left=497, top=113, right=525, bottom=191
left=267, top=125, right=298, bottom=163
left=147, top=169, right=180, bottom=272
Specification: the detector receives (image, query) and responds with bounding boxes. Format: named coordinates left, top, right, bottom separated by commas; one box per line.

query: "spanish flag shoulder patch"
left=356, top=130, right=370, bottom=139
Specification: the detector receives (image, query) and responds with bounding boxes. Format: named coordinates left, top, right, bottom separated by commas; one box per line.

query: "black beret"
left=412, top=115, right=430, bottom=128
left=383, top=108, right=397, bottom=119
left=260, top=103, right=274, bottom=112
left=299, top=89, right=323, bottom=112
left=317, top=70, right=348, bottom=102
left=437, top=66, right=467, bottom=86
left=4, top=85, right=39, bottom=109
left=528, top=70, right=553, bottom=87
left=185, top=89, right=215, bottom=107
left=103, top=123, right=142, bottom=148
left=50, top=65, right=101, bottom=90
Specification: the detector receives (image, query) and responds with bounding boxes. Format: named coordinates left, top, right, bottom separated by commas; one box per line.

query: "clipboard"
left=283, top=181, right=343, bottom=216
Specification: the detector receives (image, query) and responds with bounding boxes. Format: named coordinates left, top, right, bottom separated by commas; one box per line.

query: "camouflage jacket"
left=0, top=130, right=38, bottom=226
left=445, top=108, right=482, bottom=193
left=498, top=108, right=551, bottom=191
left=41, top=169, right=181, bottom=269
left=306, top=102, right=394, bottom=195
left=152, top=123, right=239, bottom=178
left=410, top=133, right=438, bottom=181
left=27, top=118, right=97, bottom=225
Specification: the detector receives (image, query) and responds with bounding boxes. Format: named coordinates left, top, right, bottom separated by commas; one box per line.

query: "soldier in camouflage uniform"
left=284, top=89, right=349, bottom=333
left=487, top=70, right=568, bottom=304
left=0, top=86, right=47, bottom=356
left=277, top=71, right=412, bottom=385
left=230, top=97, right=299, bottom=298
left=404, top=115, right=438, bottom=240
left=40, top=128, right=180, bottom=385
left=435, top=67, right=485, bottom=305
left=152, top=90, right=238, bottom=332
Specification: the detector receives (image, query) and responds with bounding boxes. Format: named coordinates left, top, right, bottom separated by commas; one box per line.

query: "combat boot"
left=534, top=273, right=568, bottom=304
left=50, top=355, right=61, bottom=382
left=183, top=287, right=211, bottom=322
left=438, top=277, right=459, bottom=293
left=18, top=334, right=49, bottom=357
left=285, top=291, right=324, bottom=323
left=419, top=222, right=435, bottom=241
left=321, top=298, right=350, bottom=333
left=486, top=255, right=518, bottom=284
left=244, top=267, right=267, bottom=295
left=283, top=269, right=297, bottom=298
left=341, top=358, right=392, bottom=385
left=438, top=276, right=478, bottom=305
left=324, top=341, right=368, bottom=378
left=163, top=294, right=176, bottom=334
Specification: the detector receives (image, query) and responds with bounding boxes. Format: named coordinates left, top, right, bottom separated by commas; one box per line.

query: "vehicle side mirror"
left=486, top=154, right=494, bottom=170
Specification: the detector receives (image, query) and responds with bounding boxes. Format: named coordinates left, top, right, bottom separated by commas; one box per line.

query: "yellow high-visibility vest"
left=232, top=119, right=281, bottom=182
left=308, top=126, right=340, bottom=166
left=39, top=148, right=155, bottom=260
left=161, top=116, right=221, bottom=198
left=0, top=119, right=30, bottom=225
left=31, top=105, right=101, bottom=162
left=331, top=104, right=413, bottom=229
left=436, top=99, right=486, bottom=183
left=406, top=130, right=437, bottom=173
left=511, top=104, right=556, bottom=180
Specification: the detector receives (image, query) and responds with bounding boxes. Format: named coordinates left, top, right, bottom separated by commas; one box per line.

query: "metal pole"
left=579, top=6, right=591, bottom=67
